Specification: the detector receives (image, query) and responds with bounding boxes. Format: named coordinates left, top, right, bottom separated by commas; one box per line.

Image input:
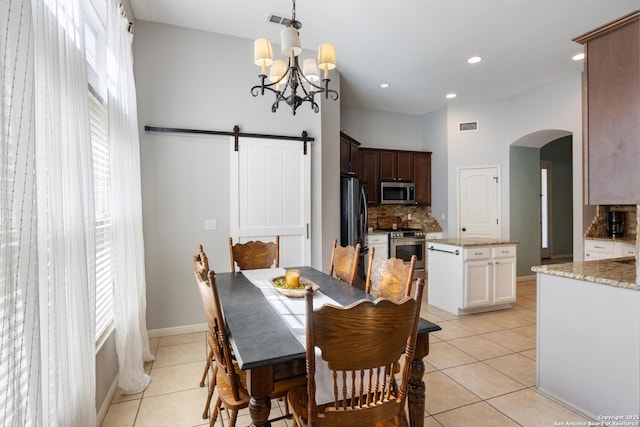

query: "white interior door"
left=230, top=137, right=311, bottom=267
left=458, top=166, right=501, bottom=239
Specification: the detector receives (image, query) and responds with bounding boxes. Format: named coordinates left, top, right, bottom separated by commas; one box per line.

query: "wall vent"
left=267, top=14, right=293, bottom=26
left=458, top=121, right=479, bottom=132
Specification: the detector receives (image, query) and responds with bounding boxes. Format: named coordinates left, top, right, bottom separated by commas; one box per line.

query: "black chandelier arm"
left=322, top=78, right=339, bottom=100
left=251, top=74, right=284, bottom=97
left=251, top=59, right=334, bottom=114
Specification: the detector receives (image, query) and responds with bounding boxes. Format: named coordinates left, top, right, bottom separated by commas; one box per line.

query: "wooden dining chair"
left=228, top=236, right=280, bottom=272
left=192, top=244, right=219, bottom=420
left=328, top=239, right=361, bottom=286
left=205, top=270, right=306, bottom=427
left=287, top=278, right=426, bottom=427
left=365, top=251, right=417, bottom=303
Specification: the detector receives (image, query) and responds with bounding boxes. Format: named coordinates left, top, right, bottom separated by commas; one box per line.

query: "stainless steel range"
left=377, top=228, right=426, bottom=278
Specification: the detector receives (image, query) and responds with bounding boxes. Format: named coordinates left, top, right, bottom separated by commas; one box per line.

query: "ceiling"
left=128, top=0, right=639, bottom=116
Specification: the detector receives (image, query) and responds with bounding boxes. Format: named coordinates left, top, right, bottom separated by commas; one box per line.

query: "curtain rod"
left=144, top=125, right=315, bottom=154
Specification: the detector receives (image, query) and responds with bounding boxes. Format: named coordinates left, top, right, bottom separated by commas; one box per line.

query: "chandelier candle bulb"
left=302, top=58, right=320, bottom=82
left=269, top=60, right=287, bottom=90
left=317, top=43, right=336, bottom=78
left=254, top=39, right=274, bottom=75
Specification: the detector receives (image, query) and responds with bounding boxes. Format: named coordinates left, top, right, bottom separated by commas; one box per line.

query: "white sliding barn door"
left=230, top=138, right=311, bottom=267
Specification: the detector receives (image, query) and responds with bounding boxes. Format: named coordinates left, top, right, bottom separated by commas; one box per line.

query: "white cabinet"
left=365, top=233, right=389, bottom=273
left=428, top=241, right=517, bottom=315
left=584, top=239, right=614, bottom=260
left=615, top=242, right=636, bottom=258
left=463, top=246, right=516, bottom=309
left=424, top=232, right=443, bottom=274
left=584, top=239, right=635, bottom=260
left=537, top=272, right=640, bottom=419
left=492, top=246, right=517, bottom=304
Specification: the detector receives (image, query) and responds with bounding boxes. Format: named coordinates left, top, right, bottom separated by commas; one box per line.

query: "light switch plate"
left=204, top=219, right=217, bottom=230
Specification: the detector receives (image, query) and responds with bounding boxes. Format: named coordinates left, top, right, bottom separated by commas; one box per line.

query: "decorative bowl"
left=269, top=276, right=319, bottom=297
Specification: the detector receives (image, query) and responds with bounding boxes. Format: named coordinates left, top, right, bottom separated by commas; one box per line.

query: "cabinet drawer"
left=366, top=234, right=389, bottom=245
left=617, top=243, right=636, bottom=257
left=584, top=240, right=614, bottom=254
left=493, top=245, right=516, bottom=259
left=464, top=247, right=491, bottom=260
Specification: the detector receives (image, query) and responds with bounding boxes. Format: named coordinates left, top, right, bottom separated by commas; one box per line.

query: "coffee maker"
left=607, top=211, right=625, bottom=238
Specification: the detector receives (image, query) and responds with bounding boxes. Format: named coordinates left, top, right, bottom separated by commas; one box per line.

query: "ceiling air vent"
left=267, top=14, right=293, bottom=26
left=458, top=121, right=479, bottom=132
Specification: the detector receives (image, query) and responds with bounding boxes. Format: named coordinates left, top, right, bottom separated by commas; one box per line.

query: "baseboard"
left=147, top=323, right=208, bottom=339
left=97, top=374, right=119, bottom=426
left=517, top=275, right=536, bottom=281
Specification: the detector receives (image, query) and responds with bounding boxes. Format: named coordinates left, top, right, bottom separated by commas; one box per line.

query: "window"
left=84, top=2, right=112, bottom=342
left=90, top=91, right=113, bottom=341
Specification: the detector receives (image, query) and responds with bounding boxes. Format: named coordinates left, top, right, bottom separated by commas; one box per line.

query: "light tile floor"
left=101, top=277, right=593, bottom=427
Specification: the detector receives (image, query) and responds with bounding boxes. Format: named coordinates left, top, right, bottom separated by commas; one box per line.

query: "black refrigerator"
left=340, top=177, right=368, bottom=280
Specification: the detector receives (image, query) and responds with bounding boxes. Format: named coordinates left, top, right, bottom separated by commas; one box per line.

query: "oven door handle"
left=428, top=246, right=460, bottom=255
left=391, top=239, right=425, bottom=245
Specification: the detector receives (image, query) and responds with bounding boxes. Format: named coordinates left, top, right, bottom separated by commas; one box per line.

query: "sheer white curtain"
left=0, top=1, right=41, bottom=425
left=1, top=0, right=97, bottom=425
left=107, top=0, right=154, bottom=394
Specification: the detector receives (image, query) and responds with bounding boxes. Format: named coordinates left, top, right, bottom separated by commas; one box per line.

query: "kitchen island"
left=532, top=259, right=640, bottom=422
left=427, top=238, right=518, bottom=315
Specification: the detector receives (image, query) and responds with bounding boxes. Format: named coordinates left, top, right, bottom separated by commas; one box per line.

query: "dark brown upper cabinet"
left=379, top=150, right=414, bottom=182
left=340, top=132, right=361, bottom=177
left=360, top=149, right=381, bottom=205
left=414, top=152, right=432, bottom=206
left=359, top=148, right=431, bottom=206
left=574, top=11, right=640, bottom=204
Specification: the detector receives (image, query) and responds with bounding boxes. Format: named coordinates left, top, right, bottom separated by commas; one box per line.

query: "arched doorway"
left=509, top=130, right=574, bottom=277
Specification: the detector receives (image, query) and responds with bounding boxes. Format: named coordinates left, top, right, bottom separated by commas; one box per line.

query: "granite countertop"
left=584, top=235, right=637, bottom=244
left=532, top=258, right=639, bottom=291
left=368, top=229, right=390, bottom=235
left=427, top=237, right=518, bottom=247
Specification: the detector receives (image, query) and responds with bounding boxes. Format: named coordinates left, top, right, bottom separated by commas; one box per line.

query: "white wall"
left=421, top=107, right=448, bottom=230
left=509, top=74, right=588, bottom=261
left=446, top=99, right=512, bottom=237
left=134, top=21, right=340, bottom=330
left=341, top=107, right=422, bottom=150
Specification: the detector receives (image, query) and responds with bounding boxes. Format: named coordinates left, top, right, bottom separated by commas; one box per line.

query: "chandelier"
left=251, top=0, right=338, bottom=115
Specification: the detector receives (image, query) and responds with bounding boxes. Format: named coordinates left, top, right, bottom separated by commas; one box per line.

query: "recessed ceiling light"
left=467, top=56, right=482, bottom=64
left=572, top=53, right=585, bottom=61
left=446, top=93, right=457, bottom=99
left=379, top=83, right=390, bottom=89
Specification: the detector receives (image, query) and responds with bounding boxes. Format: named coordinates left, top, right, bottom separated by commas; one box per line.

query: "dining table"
left=214, top=266, right=441, bottom=427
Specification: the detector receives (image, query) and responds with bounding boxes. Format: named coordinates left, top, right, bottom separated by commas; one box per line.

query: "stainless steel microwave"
left=380, top=182, right=416, bottom=205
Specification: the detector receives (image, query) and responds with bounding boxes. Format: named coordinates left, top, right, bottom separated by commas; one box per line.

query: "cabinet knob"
left=461, top=227, right=467, bottom=232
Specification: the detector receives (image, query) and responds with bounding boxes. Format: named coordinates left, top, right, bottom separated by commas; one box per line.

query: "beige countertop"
left=427, top=237, right=518, bottom=247
left=368, top=229, right=390, bottom=235
left=584, top=235, right=636, bottom=244
left=532, top=258, right=639, bottom=291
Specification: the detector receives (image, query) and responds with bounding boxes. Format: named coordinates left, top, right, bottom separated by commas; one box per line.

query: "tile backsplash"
left=585, top=205, right=637, bottom=240
left=368, top=205, right=443, bottom=232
